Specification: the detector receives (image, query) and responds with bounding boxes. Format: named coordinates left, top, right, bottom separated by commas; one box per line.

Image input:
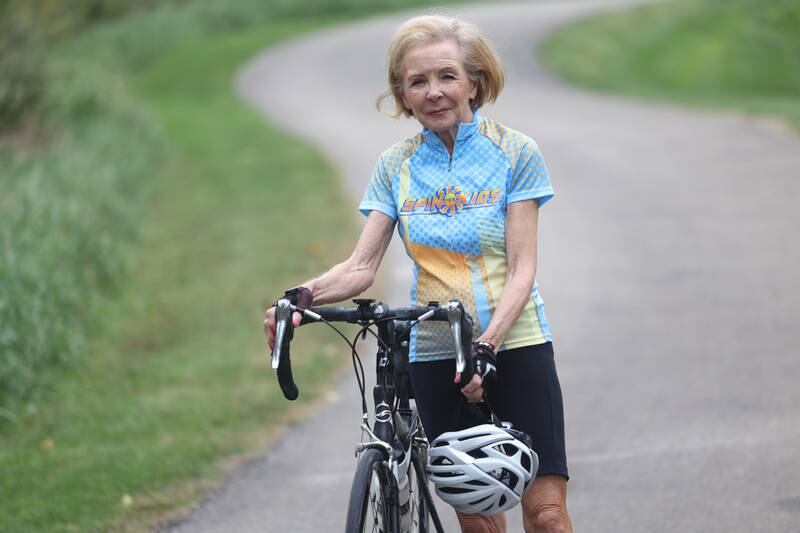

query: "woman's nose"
left=426, top=80, right=443, bottom=100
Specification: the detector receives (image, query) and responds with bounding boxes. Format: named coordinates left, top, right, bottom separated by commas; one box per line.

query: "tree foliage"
left=0, top=0, right=168, bottom=130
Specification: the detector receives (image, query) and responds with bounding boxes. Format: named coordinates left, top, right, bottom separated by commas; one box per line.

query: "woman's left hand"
left=460, top=374, right=484, bottom=402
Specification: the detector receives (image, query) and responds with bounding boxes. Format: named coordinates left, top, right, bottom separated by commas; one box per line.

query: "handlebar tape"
left=276, top=322, right=299, bottom=401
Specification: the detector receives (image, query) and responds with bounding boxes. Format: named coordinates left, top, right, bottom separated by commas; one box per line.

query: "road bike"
left=271, top=297, right=475, bottom=533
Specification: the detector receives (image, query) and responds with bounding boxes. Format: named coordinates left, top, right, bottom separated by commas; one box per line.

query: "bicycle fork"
left=354, top=390, right=443, bottom=532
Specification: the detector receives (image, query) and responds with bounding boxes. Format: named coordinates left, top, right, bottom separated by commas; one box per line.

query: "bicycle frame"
left=271, top=298, right=475, bottom=532
left=357, top=315, right=444, bottom=533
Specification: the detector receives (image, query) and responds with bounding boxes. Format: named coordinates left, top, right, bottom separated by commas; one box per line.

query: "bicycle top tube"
left=270, top=299, right=474, bottom=401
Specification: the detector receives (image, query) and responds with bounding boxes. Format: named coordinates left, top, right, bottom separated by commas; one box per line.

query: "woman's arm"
left=265, top=211, right=395, bottom=348
left=301, top=210, right=395, bottom=305
left=461, top=199, right=539, bottom=400
left=477, top=199, right=540, bottom=348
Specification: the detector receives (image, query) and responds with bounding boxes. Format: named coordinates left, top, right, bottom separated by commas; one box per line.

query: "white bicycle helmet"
left=427, top=423, right=537, bottom=515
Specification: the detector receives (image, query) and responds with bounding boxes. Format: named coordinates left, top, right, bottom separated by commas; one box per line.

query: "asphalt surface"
left=164, top=1, right=800, bottom=531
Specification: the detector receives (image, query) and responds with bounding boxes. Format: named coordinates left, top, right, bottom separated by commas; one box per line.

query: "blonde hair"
left=378, top=15, right=505, bottom=118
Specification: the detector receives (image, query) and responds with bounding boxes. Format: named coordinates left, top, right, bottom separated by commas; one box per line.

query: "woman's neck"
left=438, top=127, right=457, bottom=155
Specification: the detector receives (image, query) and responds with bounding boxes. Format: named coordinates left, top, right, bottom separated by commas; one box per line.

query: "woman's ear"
left=400, top=94, right=413, bottom=117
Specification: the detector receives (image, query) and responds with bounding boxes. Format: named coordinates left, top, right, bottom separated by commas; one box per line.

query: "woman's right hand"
left=264, top=306, right=278, bottom=351
left=264, top=287, right=313, bottom=351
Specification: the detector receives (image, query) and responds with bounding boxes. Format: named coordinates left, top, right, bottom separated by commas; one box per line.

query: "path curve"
left=166, top=1, right=800, bottom=531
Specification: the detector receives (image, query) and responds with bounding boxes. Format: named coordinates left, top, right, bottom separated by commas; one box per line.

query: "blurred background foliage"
left=1, top=1, right=457, bottom=529
left=1, top=0, right=170, bottom=406
left=0, top=0, right=444, bottom=408
left=541, top=0, right=800, bottom=127
left=0, top=0, right=169, bottom=131
left=1, top=0, right=449, bottom=409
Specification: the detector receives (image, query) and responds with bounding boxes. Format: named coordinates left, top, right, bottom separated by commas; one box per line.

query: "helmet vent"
left=440, top=486, right=472, bottom=495
left=431, top=456, right=454, bottom=466
left=507, top=471, right=519, bottom=489
left=466, top=479, right=489, bottom=487
left=491, top=468, right=518, bottom=489
left=467, top=448, right=488, bottom=459
left=494, top=443, right=517, bottom=456
left=433, top=440, right=449, bottom=447
left=463, top=432, right=492, bottom=441
left=521, top=452, right=531, bottom=473
left=434, top=470, right=463, bottom=478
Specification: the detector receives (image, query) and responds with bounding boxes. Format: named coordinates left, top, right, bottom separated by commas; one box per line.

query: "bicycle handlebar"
left=270, top=300, right=474, bottom=401
left=271, top=299, right=298, bottom=400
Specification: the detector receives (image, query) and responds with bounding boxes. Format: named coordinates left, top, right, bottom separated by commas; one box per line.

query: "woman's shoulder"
left=376, top=132, right=426, bottom=173
left=380, top=132, right=426, bottom=159
left=477, top=116, right=541, bottom=162
left=478, top=116, right=537, bottom=148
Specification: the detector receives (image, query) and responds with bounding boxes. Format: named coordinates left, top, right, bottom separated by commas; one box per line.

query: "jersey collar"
left=422, top=110, right=482, bottom=155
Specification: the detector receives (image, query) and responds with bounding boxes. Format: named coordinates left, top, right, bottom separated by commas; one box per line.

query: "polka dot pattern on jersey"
left=358, top=115, right=555, bottom=361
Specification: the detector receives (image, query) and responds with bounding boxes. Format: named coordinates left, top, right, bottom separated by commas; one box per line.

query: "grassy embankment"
left=0, top=1, right=464, bottom=530
left=1, top=21, right=355, bottom=533
left=540, top=0, right=800, bottom=129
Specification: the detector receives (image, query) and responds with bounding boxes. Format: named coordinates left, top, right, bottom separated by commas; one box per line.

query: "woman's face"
left=400, top=39, right=477, bottom=136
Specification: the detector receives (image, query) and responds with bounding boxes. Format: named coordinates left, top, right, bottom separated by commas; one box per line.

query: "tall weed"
left=0, top=60, right=162, bottom=407
left=0, top=0, right=463, bottom=410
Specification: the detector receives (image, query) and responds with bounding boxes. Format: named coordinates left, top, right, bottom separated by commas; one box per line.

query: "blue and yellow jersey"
left=358, top=113, right=554, bottom=362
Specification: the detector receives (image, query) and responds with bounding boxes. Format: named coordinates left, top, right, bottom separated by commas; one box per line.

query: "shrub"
left=0, top=14, right=46, bottom=131
left=0, top=59, right=163, bottom=406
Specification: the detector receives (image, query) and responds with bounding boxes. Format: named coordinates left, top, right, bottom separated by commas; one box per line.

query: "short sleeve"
left=358, top=155, right=397, bottom=219
left=507, top=139, right=554, bottom=206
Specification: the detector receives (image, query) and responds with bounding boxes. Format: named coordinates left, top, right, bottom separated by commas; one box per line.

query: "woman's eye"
left=410, top=79, right=424, bottom=87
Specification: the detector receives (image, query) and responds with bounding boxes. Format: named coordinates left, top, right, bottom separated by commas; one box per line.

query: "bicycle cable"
left=348, top=321, right=415, bottom=425
left=298, top=310, right=436, bottom=432
left=350, top=325, right=372, bottom=422
left=299, top=313, right=399, bottom=427
left=373, top=317, right=424, bottom=414
left=300, top=314, right=371, bottom=419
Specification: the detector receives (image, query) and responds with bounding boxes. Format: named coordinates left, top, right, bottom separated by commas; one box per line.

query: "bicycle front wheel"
left=407, top=453, right=429, bottom=533
left=345, top=448, right=392, bottom=533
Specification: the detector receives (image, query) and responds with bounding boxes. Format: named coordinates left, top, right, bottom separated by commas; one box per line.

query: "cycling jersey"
left=358, top=112, right=554, bottom=363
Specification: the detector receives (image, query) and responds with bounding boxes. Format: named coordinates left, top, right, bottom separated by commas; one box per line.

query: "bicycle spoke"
left=366, top=470, right=384, bottom=533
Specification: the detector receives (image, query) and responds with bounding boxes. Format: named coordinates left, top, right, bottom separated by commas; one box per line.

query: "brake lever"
left=445, top=301, right=467, bottom=384
left=272, top=298, right=299, bottom=400
left=272, top=299, right=292, bottom=369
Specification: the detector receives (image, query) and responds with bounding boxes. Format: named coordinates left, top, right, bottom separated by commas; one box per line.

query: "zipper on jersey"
left=448, top=141, right=457, bottom=172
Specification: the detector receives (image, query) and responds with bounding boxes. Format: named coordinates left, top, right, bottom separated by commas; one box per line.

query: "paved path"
left=165, top=1, right=800, bottom=531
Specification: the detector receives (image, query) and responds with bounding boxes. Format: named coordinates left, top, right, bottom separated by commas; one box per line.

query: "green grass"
left=0, top=21, right=358, bottom=532
left=540, top=0, right=800, bottom=128
left=1, top=0, right=475, bottom=529
left=0, top=58, right=164, bottom=403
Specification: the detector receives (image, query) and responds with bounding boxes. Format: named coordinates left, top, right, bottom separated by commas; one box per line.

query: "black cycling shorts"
left=409, top=342, right=569, bottom=480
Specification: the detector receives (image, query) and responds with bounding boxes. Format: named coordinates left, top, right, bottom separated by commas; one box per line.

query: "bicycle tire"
left=407, top=450, right=429, bottom=533
left=345, top=448, right=392, bottom=532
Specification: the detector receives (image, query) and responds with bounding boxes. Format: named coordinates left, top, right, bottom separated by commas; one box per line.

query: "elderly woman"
left=266, top=15, right=572, bottom=533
